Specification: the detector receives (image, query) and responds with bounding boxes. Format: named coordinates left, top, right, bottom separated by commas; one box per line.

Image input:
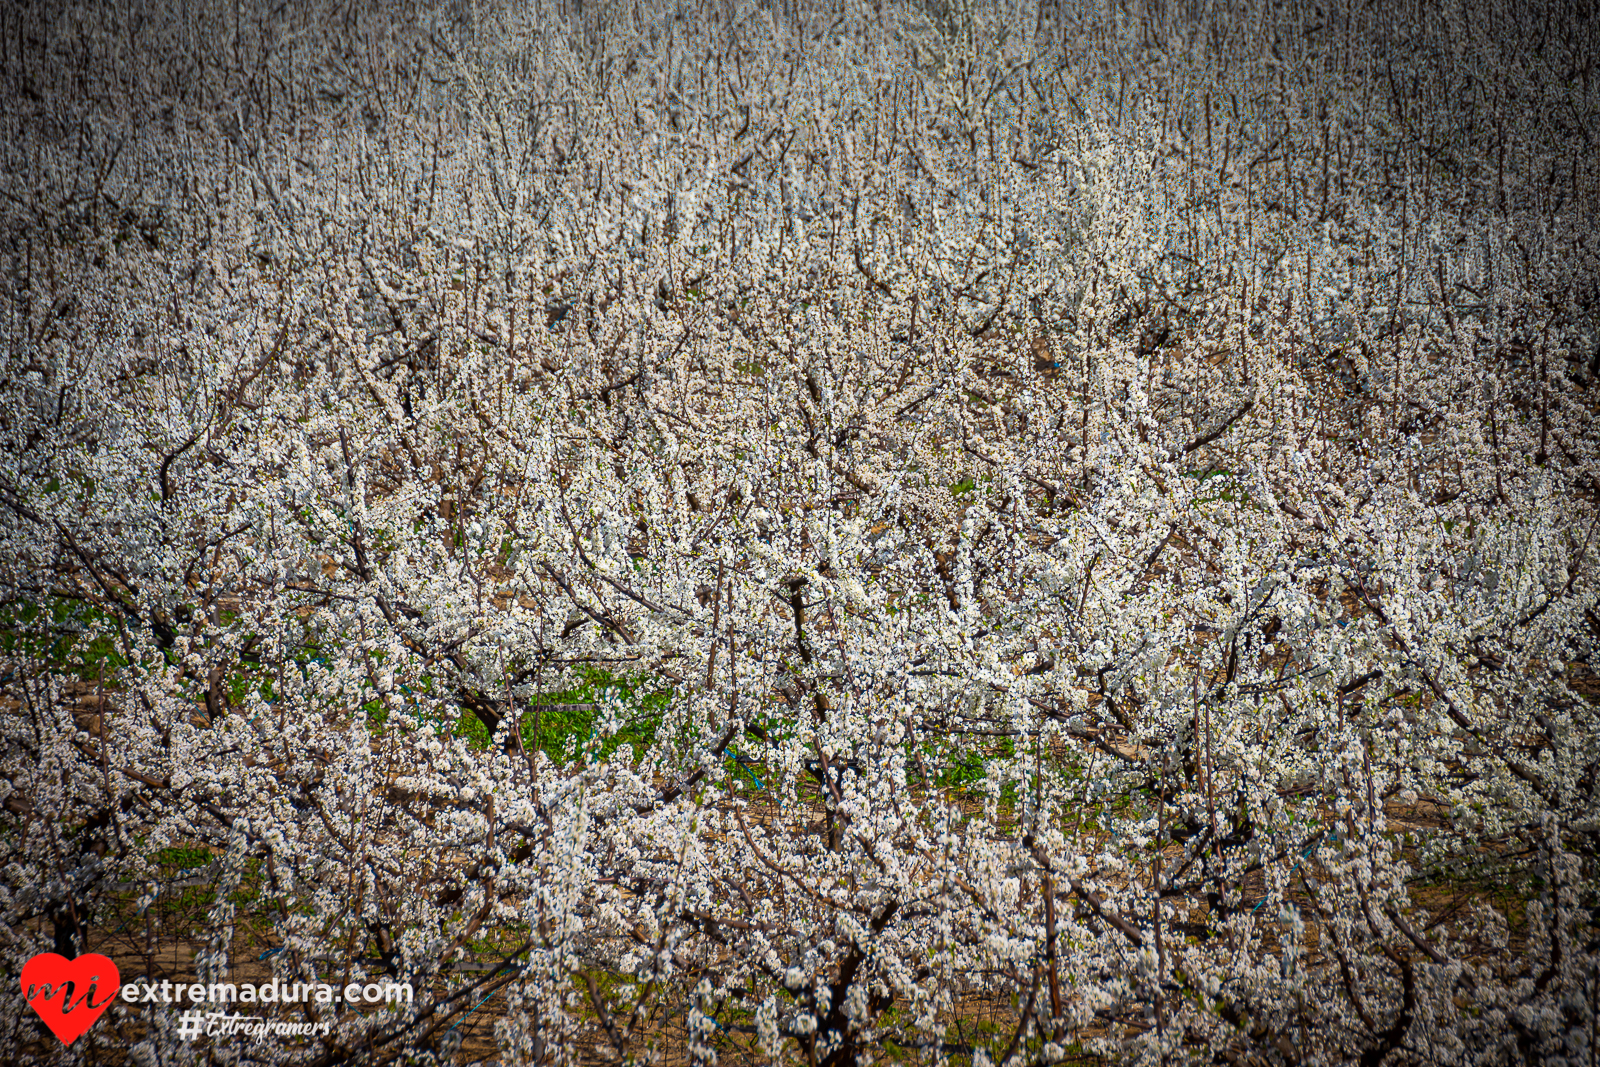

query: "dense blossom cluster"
left=1, top=0, right=1597, bottom=1064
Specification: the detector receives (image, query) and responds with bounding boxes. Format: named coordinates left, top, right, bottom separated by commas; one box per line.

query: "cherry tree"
left=1, top=0, right=1596, bottom=1064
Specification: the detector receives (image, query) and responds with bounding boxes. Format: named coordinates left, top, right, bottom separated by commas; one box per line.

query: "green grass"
left=2, top=595, right=676, bottom=772
left=0, top=597, right=129, bottom=679
left=451, top=665, right=669, bottom=765
left=155, top=845, right=214, bottom=869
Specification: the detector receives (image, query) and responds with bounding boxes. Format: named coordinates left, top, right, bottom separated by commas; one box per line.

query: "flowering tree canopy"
left=2, top=0, right=1596, bottom=1064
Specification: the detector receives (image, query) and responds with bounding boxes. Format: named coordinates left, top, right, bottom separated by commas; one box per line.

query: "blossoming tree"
left=1, top=0, right=1596, bottom=1064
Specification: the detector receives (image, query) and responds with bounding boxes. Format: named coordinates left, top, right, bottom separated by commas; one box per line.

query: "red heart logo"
left=20, top=953, right=120, bottom=1045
